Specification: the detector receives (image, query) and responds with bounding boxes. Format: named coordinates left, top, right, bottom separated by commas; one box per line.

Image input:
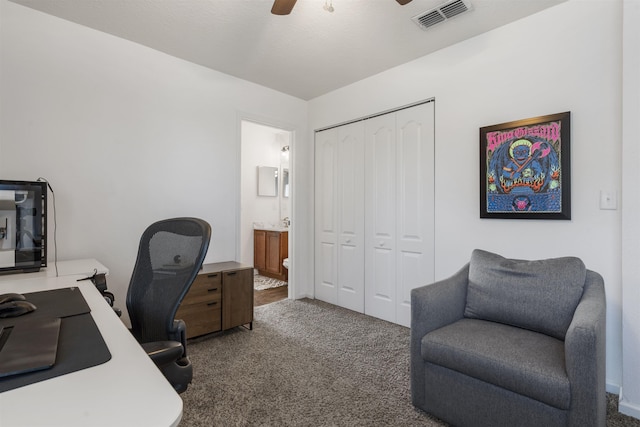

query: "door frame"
left=238, top=113, right=296, bottom=300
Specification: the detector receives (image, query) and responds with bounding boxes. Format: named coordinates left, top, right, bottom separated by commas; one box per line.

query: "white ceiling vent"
left=412, top=0, right=473, bottom=31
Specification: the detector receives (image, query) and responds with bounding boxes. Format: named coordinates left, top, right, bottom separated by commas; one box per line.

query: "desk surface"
left=0, top=268, right=183, bottom=426
left=0, top=259, right=109, bottom=282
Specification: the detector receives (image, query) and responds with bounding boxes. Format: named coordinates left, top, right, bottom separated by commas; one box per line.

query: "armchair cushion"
left=464, top=249, right=586, bottom=339
left=422, top=318, right=570, bottom=409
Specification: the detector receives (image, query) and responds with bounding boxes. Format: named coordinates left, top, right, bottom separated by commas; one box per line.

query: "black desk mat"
left=0, top=287, right=112, bottom=393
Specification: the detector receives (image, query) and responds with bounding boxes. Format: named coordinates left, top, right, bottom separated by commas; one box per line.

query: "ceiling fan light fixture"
left=271, top=0, right=298, bottom=15
left=323, top=0, right=335, bottom=13
left=273, top=0, right=409, bottom=15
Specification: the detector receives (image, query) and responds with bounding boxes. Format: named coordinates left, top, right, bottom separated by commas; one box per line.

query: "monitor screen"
left=0, top=180, right=47, bottom=273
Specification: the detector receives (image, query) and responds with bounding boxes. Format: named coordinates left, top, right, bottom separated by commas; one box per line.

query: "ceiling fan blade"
left=272, top=0, right=298, bottom=15
left=396, top=0, right=413, bottom=5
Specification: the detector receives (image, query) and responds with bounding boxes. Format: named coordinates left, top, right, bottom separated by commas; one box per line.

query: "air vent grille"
left=416, top=10, right=445, bottom=28
left=412, top=0, right=472, bottom=30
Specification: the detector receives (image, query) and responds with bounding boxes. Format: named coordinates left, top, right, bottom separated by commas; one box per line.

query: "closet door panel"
left=370, top=245, right=396, bottom=322
left=317, top=242, right=337, bottom=300
left=337, top=122, right=365, bottom=312
left=371, top=123, right=396, bottom=249
left=395, top=102, right=435, bottom=327
left=314, top=128, right=338, bottom=304
left=365, top=113, right=397, bottom=321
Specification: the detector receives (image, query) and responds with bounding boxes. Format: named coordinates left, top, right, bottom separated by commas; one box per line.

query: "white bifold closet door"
left=314, top=101, right=434, bottom=326
left=314, top=121, right=365, bottom=312
left=364, top=102, right=435, bottom=326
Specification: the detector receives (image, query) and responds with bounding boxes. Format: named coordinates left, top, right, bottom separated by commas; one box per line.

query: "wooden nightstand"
left=176, top=261, right=253, bottom=339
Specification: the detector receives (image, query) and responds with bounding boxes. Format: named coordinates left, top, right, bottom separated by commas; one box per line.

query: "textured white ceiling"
left=9, top=0, right=565, bottom=100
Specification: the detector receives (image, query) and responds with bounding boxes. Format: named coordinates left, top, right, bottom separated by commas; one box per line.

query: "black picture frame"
left=480, top=111, right=571, bottom=219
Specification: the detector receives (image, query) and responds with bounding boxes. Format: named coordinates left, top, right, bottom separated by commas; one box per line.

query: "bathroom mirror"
left=257, top=166, right=278, bottom=197
left=282, top=169, right=289, bottom=198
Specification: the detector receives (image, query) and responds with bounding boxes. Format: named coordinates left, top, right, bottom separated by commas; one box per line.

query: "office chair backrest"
left=126, top=217, right=211, bottom=343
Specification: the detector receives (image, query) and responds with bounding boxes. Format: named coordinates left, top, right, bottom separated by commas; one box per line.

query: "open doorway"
left=240, top=120, right=292, bottom=305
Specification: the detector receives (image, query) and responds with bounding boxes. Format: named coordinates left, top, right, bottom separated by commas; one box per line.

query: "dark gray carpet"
left=180, top=298, right=640, bottom=427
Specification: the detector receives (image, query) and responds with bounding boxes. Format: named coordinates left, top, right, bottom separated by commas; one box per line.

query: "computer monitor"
left=0, top=180, right=47, bottom=274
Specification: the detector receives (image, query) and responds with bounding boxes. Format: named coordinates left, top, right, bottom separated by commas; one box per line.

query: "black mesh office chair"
left=126, top=217, right=211, bottom=394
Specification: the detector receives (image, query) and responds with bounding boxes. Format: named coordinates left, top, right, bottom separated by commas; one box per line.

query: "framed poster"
left=480, top=111, right=571, bottom=219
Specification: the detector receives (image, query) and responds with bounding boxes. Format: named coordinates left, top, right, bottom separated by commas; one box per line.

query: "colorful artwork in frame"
left=480, top=112, right=571, bottom=219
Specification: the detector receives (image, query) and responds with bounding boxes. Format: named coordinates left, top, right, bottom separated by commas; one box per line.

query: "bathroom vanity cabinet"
left=176, top=261, right=253, bottom=339
left=254, top=229, right=288, bottom=281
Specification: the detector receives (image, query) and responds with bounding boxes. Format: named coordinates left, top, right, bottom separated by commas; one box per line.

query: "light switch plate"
left=600, top=191, right=617, bottom=210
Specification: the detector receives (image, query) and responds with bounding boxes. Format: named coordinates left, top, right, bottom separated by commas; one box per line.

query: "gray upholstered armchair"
left=411, top=249, right=606, bottom=427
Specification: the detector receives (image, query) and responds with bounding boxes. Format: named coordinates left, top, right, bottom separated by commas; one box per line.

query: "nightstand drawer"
left=176, top=301, right=221, bottom=338
left=182, top=274, right=222, bottom=305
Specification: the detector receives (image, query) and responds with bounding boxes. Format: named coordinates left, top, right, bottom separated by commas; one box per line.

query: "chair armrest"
left=168, top=319, right=188, bottom=356
left=142, top=341, right=184, bottom=367
left=565, top=270, right=606, bottom=427
left=410, top=263, right=469, bottom=406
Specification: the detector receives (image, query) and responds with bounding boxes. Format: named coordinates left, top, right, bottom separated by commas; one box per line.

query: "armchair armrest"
left=410, top=263, right=469, bottom=406
left=411, top=263, right=469, bottom=337
left=565, top=270, right=606, bottom=427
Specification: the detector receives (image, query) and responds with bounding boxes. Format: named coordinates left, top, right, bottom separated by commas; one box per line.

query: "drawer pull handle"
left=207, top=288, right=218, bottom=292
left=207, top=274, right=218, bottom=278
left=207, top=302, right=218, bottom=306
left=226, top=271, right=237, bottom=276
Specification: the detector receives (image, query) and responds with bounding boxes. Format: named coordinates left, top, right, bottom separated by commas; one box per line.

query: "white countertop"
left=254, top=226, right=289, bottom=232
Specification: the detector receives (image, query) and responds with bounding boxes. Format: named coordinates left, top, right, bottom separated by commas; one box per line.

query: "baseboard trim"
left=619, top=401, right=640, bottom=420
left=607, top=382, right=620, bottom=394
left=619, top=386, right=640, bottom=420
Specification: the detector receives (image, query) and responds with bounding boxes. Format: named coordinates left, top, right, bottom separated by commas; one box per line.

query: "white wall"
left=309, top=0, right=625, bottom=395
left=0, top=1, right=308, bottom=324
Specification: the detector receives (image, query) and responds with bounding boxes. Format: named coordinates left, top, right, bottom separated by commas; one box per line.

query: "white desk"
left=0, top=266, right=183, bottom=426
left=0, top=259, right=110, bottom=282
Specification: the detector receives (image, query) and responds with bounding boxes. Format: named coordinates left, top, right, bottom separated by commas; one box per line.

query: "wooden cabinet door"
left=265, top=231, right=282, bottom=275
left=254, top=230, right=267, bottom=271
left=222, top=268, right=254, bottom=330
left=279, top=231, right=288, bottom=280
